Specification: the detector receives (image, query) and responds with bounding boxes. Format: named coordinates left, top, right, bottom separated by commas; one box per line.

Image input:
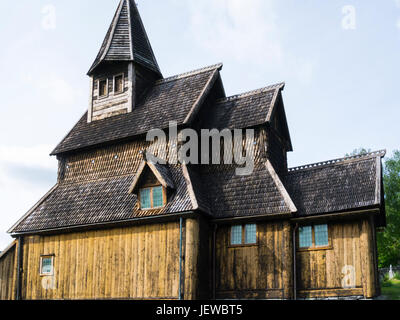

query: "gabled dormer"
left=87, top=0, right=162, bottom=123
left=129, top=160, right=175, bottom=210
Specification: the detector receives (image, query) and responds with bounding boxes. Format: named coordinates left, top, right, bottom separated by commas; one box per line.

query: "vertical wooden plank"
left=282, top=221, right=293, bottom=299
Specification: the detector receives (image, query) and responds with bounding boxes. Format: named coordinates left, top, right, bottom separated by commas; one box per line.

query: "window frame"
left=297, top=224, right=332, bottom=251
left=98, top=78, right=109, bottom=99
left=113, top=73, right=125, bottom=95
left=139, top=185, right=167, bottom=210
left=39, top=255, right=55, bottom=276
left=229, top=224, right=258, bottom=248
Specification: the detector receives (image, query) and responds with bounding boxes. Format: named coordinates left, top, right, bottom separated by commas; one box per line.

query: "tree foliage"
left=346, top=148, right=372, bottom=157
left=378, top=150, right=400, bottom=267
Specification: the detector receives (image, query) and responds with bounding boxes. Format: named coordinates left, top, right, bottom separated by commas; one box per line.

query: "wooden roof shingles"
left=204, top=83, right=285, bottom=130
left=51, top=64, right=222, bottom=155
left=11, top=165, right=194, bottom=233
left=88, top=0, right=161, bottom=76
left=285, top=151, right=385, bottom=217
left=198, top=162, right=295, bottom=219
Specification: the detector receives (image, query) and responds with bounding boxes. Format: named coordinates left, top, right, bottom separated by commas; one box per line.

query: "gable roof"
left=204, top=82, right=285, bottom=130
left=51, top=64, right=222, bottom=155
left=285, top=150, right=386, bottom=218
left=9, top=151, right=386, bottom=234
left=196, top=160, right=297, bottom=219
left=9, top=165, right=195, bottom=234
left=88, top=0, right=161, bottom=76
left=129, top=160, right=175, bottom=194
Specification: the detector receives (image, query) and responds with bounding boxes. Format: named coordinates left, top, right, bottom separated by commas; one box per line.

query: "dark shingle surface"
left=285, top=156, right=380, bottom=217
left=199, top=164, right=292, bottom=218
left=152, top=162, right=175, bottom=189
left=88, top=0, right=161, bottom=76
left=204, top=83, right=284, bottom=130
left=52, top=66, right=220, bottom=155
left=12, top=165, right=193, bottom=233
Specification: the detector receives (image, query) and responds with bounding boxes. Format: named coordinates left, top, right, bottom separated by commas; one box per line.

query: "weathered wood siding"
left=91, top=62, right=132, bottom=121
left=0, top=242, right=17, bottom=300
left=21, top=222, right=180, bottom=300
left=215, top=221, right=292, bottom=299
left=297, top=218, right=378, bottom=298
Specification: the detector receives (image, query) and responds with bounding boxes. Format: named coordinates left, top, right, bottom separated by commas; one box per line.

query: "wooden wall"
left=0, top=242, right=17, bottom=300
left=215, top=220, right=293, bottom=299
left=296, top=218, right=378, bottom=299
left=21, top=222, right=181, bottom=300
left=91, top=62, right=132, bottom=121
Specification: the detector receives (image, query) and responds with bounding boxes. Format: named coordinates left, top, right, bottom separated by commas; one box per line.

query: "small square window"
left=140, top=188, right=151, bottom=209
left=231, top=225, right=242, bottom=245
left=139, top=186, right=166, bottom=210
left=152, top=186, right=164, bottom=208
left=299, top=224, right=330, bottom=249
left=244, top=224, right=257, bottom=244
left=40, top=256, right=54, bottom=276
left=315, top=224, right=329, bottom=247
left=299, top=226, right=312, bottom=248
left=114, top=74, right=124, bottom=94
left=99, top=79, right=108, bottom=97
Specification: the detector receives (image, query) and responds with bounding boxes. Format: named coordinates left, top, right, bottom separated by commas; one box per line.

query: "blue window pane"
left=140, top=188, right=151, bottom=209
left=41, top=257, right=53, bottom=274
left=152, top=186, right=164, bottom=208
left=315, top=224, right=329, bottom=247
left=299, top=226, right=312, bottom=248
left=245, top=224, right=257, bottom=244
left=231, top=225, right=242, bottom=245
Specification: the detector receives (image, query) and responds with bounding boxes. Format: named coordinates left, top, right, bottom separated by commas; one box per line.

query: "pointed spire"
left=88, top=0, right=162, bottom=77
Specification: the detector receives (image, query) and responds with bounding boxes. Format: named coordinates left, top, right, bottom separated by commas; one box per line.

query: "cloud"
left=396, top=0, right=400, bottom=8
left=397, top=18, right=400, bottom=30
left=21, top=72, right=78, bottom=106
left=0, top=145, right=57, bottom=250
left=185, top=0, right=316, bottom=86
left=0, top=145, right=56, bottom=170
left=188, top=0, right=282, bottom=65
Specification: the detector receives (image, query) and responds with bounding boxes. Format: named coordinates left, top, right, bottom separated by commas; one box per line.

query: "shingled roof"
left=88, top=0, right=161, bottom=76
left=51, top=64, right=222, bottom=155
left=195, top=161, right=297, bottom=219
left=285, top=150, right=385, bottom=218
left=204, top=83, right=285, bottom=130
left=9, top=150, right=386, bottom=234
left=9, top=165, right=195, bottom=234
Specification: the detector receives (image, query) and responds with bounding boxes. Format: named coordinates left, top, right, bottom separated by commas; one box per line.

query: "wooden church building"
left=0, top=0, right=386, bottom=300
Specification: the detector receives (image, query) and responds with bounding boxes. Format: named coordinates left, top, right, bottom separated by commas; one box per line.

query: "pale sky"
left=0, top=0, right=399, bottom=250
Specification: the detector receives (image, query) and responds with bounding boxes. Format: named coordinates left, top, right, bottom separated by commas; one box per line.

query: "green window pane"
left=299, top=226, right=312, bottom=248
left=231, top=225, right=242, bottom=245
left=245, top=224, right=257, bottom=244
left=140, top=188, right=151, bottom=209
left=42, top=258, right=53, bottom=274
left=315, top=224, right=329, bottom=247
left=152, top=186, right=164, bottom=208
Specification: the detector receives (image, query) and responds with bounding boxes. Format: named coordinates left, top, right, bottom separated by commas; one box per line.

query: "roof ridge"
left=156, top=63, right=223, bottom=84
left=288, top=150, right=386, bottom=173
left=216, top=82, right=285, bottom=104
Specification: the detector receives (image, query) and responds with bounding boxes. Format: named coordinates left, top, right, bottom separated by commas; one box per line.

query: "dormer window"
left=139, top=186, right=166, bottom=210
left=98, top=79, right=108, bottom=98
left=114, top=74, right=124, bottom=94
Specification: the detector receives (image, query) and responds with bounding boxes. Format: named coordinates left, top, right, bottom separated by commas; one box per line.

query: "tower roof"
left=88, top=0, right=162, bottom=77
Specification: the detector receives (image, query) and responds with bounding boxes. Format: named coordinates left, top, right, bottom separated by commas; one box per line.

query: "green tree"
left=346, top=147, right=372, bottom=157
left=378, top=150, right=400, bottom=267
